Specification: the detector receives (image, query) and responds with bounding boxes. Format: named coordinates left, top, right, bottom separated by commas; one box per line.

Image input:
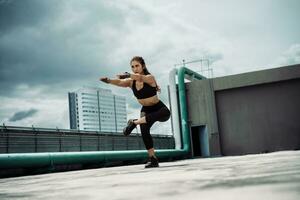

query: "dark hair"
left=130, top=56, right=161, bottom=92
left=130, top=56, right=150, bottom=75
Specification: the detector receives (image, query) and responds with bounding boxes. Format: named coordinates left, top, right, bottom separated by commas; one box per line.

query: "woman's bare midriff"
left=137, top=95, right=160, bottom=106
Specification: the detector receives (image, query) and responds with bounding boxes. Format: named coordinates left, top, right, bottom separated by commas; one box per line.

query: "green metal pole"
left=177, top=67, right=206, bottom=153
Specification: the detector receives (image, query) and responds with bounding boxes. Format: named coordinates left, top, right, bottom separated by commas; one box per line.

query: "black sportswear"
left=131, top=80, right=157, bottom=99
left=140, top=100, right=170, bottom=150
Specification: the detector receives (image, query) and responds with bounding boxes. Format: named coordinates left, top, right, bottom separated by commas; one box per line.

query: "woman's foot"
left=123, top=119, right=137, bottom=136
left=145, top=156, right=159, bottom=168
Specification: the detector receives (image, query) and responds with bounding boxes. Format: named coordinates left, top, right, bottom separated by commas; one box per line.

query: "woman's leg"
left=124, top=106, right=171, bottom=167
left=147, top=148, right=156, bottom=157
left=133, top=117, right=146, bottom=125
left=134, top=107, right=171, bottom=125
left=139, top=114, right=159, bottom=168
left=136, top=107, right=171, bottom=157
left=139, top=112, right=155, bottom=152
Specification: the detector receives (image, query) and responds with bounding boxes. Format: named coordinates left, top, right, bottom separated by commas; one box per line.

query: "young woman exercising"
left=99, top=56, right=171, bottom=168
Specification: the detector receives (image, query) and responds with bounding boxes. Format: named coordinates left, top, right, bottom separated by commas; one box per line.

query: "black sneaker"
left=123, top=119, right=137, bottom=136
left=145, top=156, right=159, bottom=168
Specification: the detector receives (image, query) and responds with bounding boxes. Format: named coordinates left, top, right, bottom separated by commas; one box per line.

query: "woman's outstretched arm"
left=99, top=77, right=132, bottom=88
left=118, top=72, right=155, bottom=86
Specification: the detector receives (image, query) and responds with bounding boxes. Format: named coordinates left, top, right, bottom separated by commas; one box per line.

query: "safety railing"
left=0, top=125, right=174, bottom=154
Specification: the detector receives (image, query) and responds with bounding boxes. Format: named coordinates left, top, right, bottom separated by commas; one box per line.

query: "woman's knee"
left=159, top=107, right=171, bottom=122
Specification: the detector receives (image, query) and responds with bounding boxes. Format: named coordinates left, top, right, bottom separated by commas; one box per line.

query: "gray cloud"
left=9, top=108, right=38, bottom=122
left=274, top=44, right=300, bottom=66
left=1, top=0, right=300, bottom=129
left=0, top=0, right=131, bottom=97
left=0, top=0, right=57, bottom=34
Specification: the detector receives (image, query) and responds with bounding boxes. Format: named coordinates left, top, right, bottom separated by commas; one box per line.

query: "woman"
left=99, top=56, right=171, bottom=168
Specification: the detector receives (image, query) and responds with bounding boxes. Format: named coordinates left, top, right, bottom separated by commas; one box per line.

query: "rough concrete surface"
left=0, top=150, right=300, bottom=200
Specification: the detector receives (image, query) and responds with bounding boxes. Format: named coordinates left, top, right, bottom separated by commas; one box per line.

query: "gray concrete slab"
left=1, top=150, right=300, bottom=200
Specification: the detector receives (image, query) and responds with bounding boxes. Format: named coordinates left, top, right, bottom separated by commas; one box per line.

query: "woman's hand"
left=117, top=72, right=131, bottom=79
left=99, top=77, right=110, bottom=84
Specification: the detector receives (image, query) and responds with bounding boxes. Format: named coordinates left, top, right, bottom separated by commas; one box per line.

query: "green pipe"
left=0, top=150, right=186, bottom=169
left=177, top=67, right=206, bottom=153
left=0, top=67, right=204, bottom=171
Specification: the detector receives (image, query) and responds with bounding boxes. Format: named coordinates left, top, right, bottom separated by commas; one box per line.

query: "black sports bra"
left=131, top=80, right=157, bottom=99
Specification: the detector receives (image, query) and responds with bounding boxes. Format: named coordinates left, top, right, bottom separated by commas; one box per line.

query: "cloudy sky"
left=0, top=0, right=299, bottom=134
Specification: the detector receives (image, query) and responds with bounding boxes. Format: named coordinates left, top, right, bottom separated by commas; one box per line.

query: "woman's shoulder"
left=145, top=74, right=157, bottom=88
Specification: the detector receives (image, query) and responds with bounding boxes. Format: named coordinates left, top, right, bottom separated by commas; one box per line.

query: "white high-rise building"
left=68, top=86, right=127, bottom=133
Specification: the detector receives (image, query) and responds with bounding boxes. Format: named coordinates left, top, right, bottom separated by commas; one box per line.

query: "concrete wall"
left=186, top=64, right=300, bottom=156
left=186, top=79, right=221, bottom=156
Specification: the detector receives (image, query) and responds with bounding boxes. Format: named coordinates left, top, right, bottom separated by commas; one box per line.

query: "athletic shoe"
left=145, top=156, right=159, bottom=168
left=123, top=119, right=137, bottom=136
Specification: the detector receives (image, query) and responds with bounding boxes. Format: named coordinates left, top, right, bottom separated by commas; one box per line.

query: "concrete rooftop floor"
left=0, top=150, right=300, bottom=200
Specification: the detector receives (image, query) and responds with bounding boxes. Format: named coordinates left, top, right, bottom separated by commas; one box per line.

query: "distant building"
left=68, top=86, right=127, bottom=133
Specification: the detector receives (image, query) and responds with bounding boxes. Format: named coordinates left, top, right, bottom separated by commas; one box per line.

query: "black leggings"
left=140, top=100, right=171, bottom=150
